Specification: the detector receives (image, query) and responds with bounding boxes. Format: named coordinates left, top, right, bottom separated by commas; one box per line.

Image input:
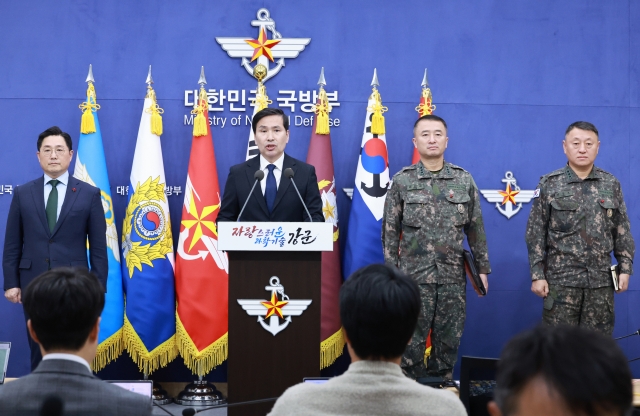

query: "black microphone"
left=283, top=168, right=313, bottom=222
left=40, top=395, right=63, bottom=416
left=238, top=169, right=265, bottom=221
left=182, top=396, right=279, bottom=414
left=614, top=329, right=640, bottom=340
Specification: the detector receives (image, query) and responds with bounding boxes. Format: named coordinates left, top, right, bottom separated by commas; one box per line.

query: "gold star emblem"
left=322, top=199, right=335, bottom=220
left=498, top=183, right=520, bottom=205
left=180, top=189, right=219, bottom=251
left=245, top=28, right=281, bottom=62
left=261, top=292, right=288, bottom=319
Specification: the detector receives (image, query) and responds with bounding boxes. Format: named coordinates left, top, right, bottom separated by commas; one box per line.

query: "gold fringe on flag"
left=91, top=327, right=124, bottom=372
left=145, top=87, right=164, bottom=136
left=320, top=327, right=346, bottom=369
left=176, top=313, right=228, bottom=376
left=368, top=88, right=388, bottom=135
left=313, top=87, right=332, bottom=135
left=79, top=83, right=100, bottom=134
left=415, top=87, right=436, bottom=117
left=251, top=81, right=272, bottom=112
left=122, top=314, right=178, bottom=374
left=191, top=87, right=209, bottom=137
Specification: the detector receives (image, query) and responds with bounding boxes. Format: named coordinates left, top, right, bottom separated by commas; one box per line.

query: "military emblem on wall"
left=237, top=277, right=312, bottom=336
left=480, top=171, right=536, bottom=219
left=216, top=8, right=311, bottom=83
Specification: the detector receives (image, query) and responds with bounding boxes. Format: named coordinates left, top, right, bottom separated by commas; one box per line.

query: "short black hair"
left=565, top=121, right=599, bottom=138
left=23, top=268, right=105, bottom=351
left=37, top=126, right=73, bottom=151
left=413, top=114, right=448, bottom=133
left=340, top=264, right=421, bottom=360
left=251, top=108, right=289, bottom=133
left=494, top=324, right=632, bottom=416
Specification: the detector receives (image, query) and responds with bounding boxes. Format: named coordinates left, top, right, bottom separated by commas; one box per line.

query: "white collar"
left=42, top=353, right=91, bottom=372
left=44, top=170, right=69, bottom=186
left=259, top=153, right=285, bottom=171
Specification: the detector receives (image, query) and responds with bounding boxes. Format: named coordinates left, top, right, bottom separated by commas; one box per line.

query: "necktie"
left=265, top=164, right=277, bottom=213
left=46, top=179, right=59, bottom=233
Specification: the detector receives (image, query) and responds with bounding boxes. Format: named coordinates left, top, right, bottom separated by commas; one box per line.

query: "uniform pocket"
left=18, top=258, right=31, bottom=269
left=550, top=199, right=579, bottom=232
left=403, top=193, right=429, bottom=228
left=445, top=193, right=470, bottom=226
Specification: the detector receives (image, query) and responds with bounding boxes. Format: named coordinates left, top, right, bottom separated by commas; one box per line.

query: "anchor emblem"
left=216, top=8, right=311, bottom=83
left=237, top=276, right=312, bottom=336
left=480, top=171, right=536, bottom=219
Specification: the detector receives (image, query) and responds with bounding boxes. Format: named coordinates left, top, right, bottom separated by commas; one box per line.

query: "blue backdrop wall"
left=1, top=0, right=639, bottom=380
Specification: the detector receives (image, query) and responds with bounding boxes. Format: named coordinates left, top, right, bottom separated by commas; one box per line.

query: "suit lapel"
left=272, top=154, right=294, bottom=213
left=52, top=177, right=81, bottom=236
left=244, top=156, right=270, bottom=218
left=30, top=177, right=50, bottom=236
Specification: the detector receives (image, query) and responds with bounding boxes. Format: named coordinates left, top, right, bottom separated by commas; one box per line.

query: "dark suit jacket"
left=2, top=175, right=108, bottom=291
left=0, top=359, right=152, bottom=415
left=218, top=154, right=325, bottom=223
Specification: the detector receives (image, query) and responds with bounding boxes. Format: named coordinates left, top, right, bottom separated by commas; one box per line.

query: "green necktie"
left=46, top=179, right=59, bottom=233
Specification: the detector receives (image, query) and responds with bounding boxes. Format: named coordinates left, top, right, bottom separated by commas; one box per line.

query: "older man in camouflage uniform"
left=383, top=114, right=491, bottom=379
left=525, top=121, right=634, bottom=336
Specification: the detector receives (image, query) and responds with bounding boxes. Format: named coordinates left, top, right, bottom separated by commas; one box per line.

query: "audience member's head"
left=341, top=264, right=421, bottom=361
left=23, top=267, right=105, bottom=356
left=488, top=324, right=632, bottom=416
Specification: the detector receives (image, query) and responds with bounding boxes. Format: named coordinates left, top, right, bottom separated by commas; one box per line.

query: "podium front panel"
left=227, top=251, right=321, bottom=415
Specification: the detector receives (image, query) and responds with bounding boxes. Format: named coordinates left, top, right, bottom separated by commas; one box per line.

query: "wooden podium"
left=218, top=222, right=333, bottom=415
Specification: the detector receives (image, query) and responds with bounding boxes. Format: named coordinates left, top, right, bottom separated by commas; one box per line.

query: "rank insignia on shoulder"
left=533, top=188, right=540, bottom=198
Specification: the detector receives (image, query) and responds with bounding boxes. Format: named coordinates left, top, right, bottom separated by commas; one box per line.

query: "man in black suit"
left=218, top=108, right=324, bottom=222
left=0, top=268, right=151, bottom=416
left=3, top=126, right=108, bottom=370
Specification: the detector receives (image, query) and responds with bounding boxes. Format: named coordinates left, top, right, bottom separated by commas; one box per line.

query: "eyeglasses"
left=40, top=148, right=69, bottom=157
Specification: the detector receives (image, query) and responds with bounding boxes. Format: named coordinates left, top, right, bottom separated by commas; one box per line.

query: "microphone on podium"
left=238, top=169, right=265, bottom=221
left=284, top=168, right=313, bottom=222
left=40, top=395, right=63, bottom=416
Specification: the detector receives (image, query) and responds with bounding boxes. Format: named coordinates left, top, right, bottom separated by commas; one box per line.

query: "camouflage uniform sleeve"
left=613, top=181, right=634, bottom=275
left=525, top=179, right=549, bottom=281
left=382, top=178, right=403, bottom=267
left=465, top=176, right=491, bottom=274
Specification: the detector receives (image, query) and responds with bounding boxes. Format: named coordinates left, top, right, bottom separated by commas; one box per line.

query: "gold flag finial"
left=368, top=69, right=387, bottom=135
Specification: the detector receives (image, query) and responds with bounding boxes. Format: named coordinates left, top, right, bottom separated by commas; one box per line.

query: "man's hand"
left=480, top=274, right=488, bottom=296
left=531, top=280, right=549, bottom=298
left=4, top=288, right=21, bottom=303
left=617, top=274, right=630, bottom=293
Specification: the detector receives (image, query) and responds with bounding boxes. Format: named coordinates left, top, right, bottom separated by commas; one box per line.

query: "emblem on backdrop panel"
left=480, top=171, right=536, bottom=219
left=216, top=8, right=311, bottom=83
left=238, top=277, right=312, bottom=336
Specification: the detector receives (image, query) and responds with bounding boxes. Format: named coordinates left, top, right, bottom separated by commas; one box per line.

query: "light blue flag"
left=343, top=90, right=390, bottom=279
left=73, top=81, right=124, bottom=370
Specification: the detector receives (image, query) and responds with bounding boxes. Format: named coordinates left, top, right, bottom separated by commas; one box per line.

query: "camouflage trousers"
left=401, top=283, right=466, bottom=379
left=543, top=284, right=614, bottom=336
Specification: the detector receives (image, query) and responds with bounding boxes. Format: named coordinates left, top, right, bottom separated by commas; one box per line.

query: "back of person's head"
left=340, top=264, right=420, bottom=360
left=491, top=324, right=632, bottom=416
left=23, top=267, right=105, bottom=351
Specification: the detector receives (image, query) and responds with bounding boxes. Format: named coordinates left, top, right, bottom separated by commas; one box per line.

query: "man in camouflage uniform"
left=382, top=114, right=491, bottom=379
left=525, top=121, right=634, bottom=336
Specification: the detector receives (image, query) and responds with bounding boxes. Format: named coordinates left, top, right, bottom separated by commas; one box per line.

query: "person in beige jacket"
left=268, top=264, right=466, bottom=416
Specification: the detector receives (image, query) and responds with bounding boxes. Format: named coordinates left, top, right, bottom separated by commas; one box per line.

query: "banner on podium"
left=218, top=222, right=333, bottom=251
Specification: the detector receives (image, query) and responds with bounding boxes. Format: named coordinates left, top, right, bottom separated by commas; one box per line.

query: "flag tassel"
left=123, top=315, right=178, bottom=374
left=320, top=327, right=345, bottom=369
left=369, top=89, right=387, bottom=135
left=91, top=328, right=124, bottom=372
left=314, top=88, right=331, bottom=135
left=79, top=83, right=100, bottom=134
left=192, top=87, right=209, bottom=137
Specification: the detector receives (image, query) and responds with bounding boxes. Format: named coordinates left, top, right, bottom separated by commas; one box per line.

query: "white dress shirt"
left=43, top=170, right=69, bottom=220
left=42, top=353, right=91, bottom=372
left=259, top=154, right=284, bottom=195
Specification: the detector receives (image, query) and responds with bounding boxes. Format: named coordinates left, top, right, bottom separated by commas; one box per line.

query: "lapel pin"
left=72, top=188, right=77, bottom=192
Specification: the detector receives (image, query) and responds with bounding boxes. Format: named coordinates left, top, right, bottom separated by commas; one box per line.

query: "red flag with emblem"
left=306, top=83, right=344, bottom=369
left=175, top=87, right=229, bottom=376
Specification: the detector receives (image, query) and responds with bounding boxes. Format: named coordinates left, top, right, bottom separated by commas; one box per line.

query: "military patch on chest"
left=598, top=190, right=614, bottom=198
left=447, top=184, right=467, bottom=191
left=554, top=190, right=574, bottom=198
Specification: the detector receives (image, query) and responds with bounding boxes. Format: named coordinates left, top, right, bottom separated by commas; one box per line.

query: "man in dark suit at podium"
left=218, top=108, right=324, bottom=222
left=3, top=126, right=108, bottom=370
